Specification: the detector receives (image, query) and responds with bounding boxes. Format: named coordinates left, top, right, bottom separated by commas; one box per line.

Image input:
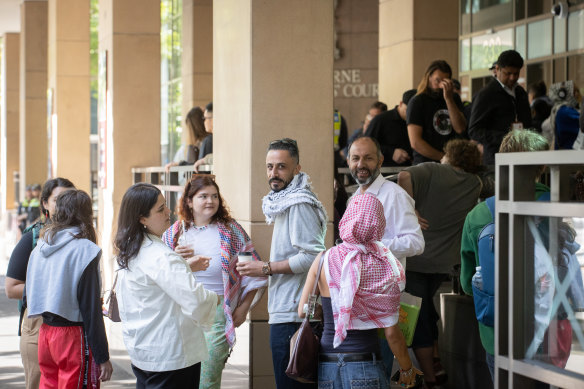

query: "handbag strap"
left=111, top=271, right=119, bottom=290
left=105, top=272, right=118, bottom=305
left=305, top=252, right=325, bottom=319
left=311, top=252, right=326, bottom=296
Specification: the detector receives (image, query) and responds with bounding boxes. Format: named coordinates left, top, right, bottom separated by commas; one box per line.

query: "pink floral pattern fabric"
left=324, top=193, right=405, bottom=348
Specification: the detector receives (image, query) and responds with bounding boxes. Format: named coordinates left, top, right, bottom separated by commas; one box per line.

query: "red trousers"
left=38, top=324, right=100, bottom=389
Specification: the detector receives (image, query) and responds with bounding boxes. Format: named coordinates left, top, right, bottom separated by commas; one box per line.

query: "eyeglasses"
left=204, top=116, right=213, bottom=120
left=269, top=138, right=297, bottom=147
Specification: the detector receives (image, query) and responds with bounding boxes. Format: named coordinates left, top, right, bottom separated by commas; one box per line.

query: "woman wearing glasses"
left=163, top=175, right=267, bottom=389
left=115, top=183, right=218, bottom=388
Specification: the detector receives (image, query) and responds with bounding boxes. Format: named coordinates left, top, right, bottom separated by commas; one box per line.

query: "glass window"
left=516, top=24, right=526, bottom=59
left=461, top=39, right=471, bottom=72
left=528, top=19, right=552, bottom=59
left=515, top=0, right=526, bottom=20
left=554, top=17, right=567, bottom=54
left=471, top=0, right=513, bottom=32
left=527, top=0, right=552, bottom=18
left=523, top=215, right=584, bottom=377
left=471, top=29, right=513, bottom=70
left=568, top=9, right=584, bottom=51
left=568, top=55, right=584, bottom=95
left=160, top=0, right=183, bottom=165
left=461, top=0, right=471, bottom=35
left=554, top=57, right=566, bottom=83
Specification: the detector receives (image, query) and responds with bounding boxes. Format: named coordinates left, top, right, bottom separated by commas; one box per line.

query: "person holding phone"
left=162, top=175, right=267, bottom=389
left=407, top=60, right=467, bottom=164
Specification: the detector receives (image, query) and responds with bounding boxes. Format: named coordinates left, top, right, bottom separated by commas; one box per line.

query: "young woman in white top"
left=114, top=183, right=219, bottom=389
left=163, top=175, right=267, bottom=389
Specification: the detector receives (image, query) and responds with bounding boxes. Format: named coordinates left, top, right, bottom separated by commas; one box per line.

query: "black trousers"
left=132, top=363, right=201, bottom=389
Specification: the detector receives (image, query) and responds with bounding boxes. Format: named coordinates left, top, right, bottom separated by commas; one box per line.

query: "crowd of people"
left=4, top=48, right=583, bottom=389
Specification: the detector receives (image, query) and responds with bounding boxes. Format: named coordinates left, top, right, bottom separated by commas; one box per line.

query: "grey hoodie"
left=26, top=227, right=101, bottom=322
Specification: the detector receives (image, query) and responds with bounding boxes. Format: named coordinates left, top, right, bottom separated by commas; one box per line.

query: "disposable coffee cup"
left=238, top=251, right=254, bottom=263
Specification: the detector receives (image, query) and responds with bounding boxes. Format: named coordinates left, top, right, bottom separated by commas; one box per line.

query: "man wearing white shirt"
left=347, top=136, right=424, bottom=268
left=347, top=136, right=425, bottom=379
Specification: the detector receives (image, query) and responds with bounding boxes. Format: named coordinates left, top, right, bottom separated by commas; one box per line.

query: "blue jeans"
left=270, top=323, right=317, bottom=389
left=318, top=354, right=388, bottom=389
left=378, top=337, right=394, bottom=379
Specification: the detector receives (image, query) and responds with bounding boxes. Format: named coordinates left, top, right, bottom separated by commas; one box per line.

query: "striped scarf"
left=162, top=220, right=267, bottom=347
left=324, top=194, right=405, bottom=348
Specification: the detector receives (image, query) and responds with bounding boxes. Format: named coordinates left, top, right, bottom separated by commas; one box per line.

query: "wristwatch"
left=262, top=262, right=272, bottom=276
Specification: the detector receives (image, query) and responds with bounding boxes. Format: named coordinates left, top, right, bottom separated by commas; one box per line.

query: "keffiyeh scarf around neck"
left=324, top=193, right=405, bottom=348
left=262, top=172, right=327, bottom=226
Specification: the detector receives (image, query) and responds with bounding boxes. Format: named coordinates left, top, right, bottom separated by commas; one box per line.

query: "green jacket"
left=460, top=182, right=549, bottom=355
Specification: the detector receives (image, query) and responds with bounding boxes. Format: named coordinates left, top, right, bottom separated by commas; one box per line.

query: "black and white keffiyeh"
left=262, top=172, right=327, bottom=227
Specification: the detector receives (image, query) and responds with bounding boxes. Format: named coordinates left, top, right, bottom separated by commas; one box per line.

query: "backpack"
left=472, top=196, right=496, bottom=327
left=17, top=222, right=43, bottom=335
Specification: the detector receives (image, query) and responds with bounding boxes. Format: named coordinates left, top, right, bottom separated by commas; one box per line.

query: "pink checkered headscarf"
left=324, top=193, right=405, bottom=348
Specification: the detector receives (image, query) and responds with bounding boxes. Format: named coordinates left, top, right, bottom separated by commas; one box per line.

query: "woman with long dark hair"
left=162, top=175, right=267, bottom=389
left=5, top=177, right=75, bottom=389
left=26, top=189, right=112, bottom=387
left=299, top=194, right=422, bottom=388
left=165, top=106, right=208, bottom=171
left=114, top=183, right=218, bottom=388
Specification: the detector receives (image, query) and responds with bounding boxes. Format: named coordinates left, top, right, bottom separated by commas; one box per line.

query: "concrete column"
left=19, top=0, right=48, bottom=197
left=378, top=0, right=459, bottom=105
left=182, top=0, right=213, bottom=116
left=97, top=0, right=160, bottom=281
left=47, top=0, right=91, bottom=193
left=214, top=1, right=334, bottom=387
left=1, top=33, right=20, bottom=213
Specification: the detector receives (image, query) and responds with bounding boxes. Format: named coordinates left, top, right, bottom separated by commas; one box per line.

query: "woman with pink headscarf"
left=299, top=193, right=422, bottom=388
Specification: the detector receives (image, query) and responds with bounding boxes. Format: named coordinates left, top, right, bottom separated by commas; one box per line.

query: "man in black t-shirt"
left=407, top=60, right=467, bottom=164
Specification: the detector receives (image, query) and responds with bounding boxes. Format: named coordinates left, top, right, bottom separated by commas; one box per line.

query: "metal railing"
left=131, top=165, right=213, bottom=220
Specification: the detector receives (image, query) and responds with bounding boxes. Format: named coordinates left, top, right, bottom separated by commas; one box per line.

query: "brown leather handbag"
left=105, top=272, right=121, bottom=322
left=285, top=254, right=324, bottom=383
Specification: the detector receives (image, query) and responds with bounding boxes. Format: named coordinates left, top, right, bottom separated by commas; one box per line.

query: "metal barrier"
left=131, top=165, right=213, bottom=220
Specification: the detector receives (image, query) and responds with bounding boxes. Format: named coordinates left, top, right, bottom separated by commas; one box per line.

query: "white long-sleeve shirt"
left=116, top=234, right=217, bottom=372
left=357, top=173, right=425, bottom=268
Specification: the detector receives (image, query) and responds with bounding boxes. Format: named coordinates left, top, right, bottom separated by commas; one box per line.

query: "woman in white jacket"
left=114, top=183, right=218, bottom=388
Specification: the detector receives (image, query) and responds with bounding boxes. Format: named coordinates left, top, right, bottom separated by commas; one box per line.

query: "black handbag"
left=285, top=254, right=325, bottom=383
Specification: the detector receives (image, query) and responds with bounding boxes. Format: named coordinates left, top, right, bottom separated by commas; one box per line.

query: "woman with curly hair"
left=162, top=175, right=267, bottom=389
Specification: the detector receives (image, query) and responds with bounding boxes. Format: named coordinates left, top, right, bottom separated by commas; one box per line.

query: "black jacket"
left=468, top=78, right=532, bottom=165
left=364, top=107, right=412, bottom=166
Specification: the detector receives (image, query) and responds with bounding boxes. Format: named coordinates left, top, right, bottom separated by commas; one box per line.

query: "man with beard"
left=347, top=136, right=425, bottom=378
left=407, top=60, right=467, bottom=164
left=469, top=50, right=532, bottom=165
left=237, top=138, right=326, bottom=389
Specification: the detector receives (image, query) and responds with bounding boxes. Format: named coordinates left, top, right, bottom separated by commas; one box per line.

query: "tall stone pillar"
left=47, top=0, right=91, bottom=193
left=214, top=1, right=334, bottom=387
left=378, top=0, right=458, bottom=105
left=182, top=0, right=213, bottom=116
left=97, top=0, right=160, bottom=283
left=1, top=33, right=20, bottom=213
left=19, top=0, right=48, bottom=196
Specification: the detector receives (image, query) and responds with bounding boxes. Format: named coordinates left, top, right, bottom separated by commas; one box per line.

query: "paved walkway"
left=0, top=251, right=251, bottom=389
